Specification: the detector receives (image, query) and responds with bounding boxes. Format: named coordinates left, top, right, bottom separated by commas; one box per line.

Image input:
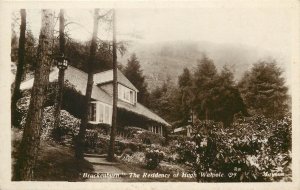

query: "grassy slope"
left=12, top=128, right=94, bottom=181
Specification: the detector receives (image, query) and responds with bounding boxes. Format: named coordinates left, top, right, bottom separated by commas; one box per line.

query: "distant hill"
left=120, top=40, right=289, bottom=91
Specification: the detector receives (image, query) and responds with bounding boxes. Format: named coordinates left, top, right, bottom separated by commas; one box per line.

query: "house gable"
left=94, top=69, right=139, bottom=92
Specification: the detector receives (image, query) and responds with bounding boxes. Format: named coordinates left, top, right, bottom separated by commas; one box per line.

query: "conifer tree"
left=239, top=60, right=289, bottom=118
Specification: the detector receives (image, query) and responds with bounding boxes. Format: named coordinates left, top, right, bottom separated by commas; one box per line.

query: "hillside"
left=119, top=41, right=290, bottom=91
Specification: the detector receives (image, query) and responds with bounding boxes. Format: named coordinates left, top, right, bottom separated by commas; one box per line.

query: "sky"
left=11, top=2, right=296, bottom=86
left=16, top=4, right=293, bottom=55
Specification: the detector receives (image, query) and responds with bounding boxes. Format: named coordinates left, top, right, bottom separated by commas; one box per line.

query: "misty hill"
left=119, top=41, right=289, bottom=91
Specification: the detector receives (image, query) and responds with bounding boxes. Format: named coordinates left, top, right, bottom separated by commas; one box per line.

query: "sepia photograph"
left=1, top=0, right=300, bottom=189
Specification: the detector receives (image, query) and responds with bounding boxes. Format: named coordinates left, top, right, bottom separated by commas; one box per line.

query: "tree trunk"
left=15, top=10, right=55, bottom=180
left=75, top=9, right=99, bottom=159
left=108, top=9, right=117, bottom=162
left=53, top=9, right=65, bottom=130
left=11, top=9, right=26, bottom=127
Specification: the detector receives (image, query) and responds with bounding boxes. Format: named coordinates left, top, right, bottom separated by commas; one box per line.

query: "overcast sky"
left=11, top=2, right=295, bottom=87
left=18, top=4, right=293, bottom=55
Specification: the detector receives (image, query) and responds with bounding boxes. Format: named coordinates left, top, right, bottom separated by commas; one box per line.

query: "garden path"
left=83, top=154, right=127, bottom=182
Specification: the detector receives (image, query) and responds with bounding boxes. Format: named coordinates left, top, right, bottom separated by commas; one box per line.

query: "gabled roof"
left=20, top=66, right=112, bottom=105
left=118, top=101, right=170, bottom=126
left=94, top=69, right=139, bottom=92
left=20, top=66, right=170, bottom=126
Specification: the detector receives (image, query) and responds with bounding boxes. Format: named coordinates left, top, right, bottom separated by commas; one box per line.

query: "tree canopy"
left=122, top=53, right=149, bottom=106
left=238, top=60, right=289, bottom=118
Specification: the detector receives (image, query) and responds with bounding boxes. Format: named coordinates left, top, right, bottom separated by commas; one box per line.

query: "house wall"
left=99, top=83, right=137, bottom=105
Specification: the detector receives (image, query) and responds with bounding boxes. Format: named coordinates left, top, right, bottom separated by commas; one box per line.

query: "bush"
left=176, top=115, right=292, bottom=182
left=16, top=95, right=80, bottom=144
left=123, top=126, right=166, bottom=145
left=268, top=115, right=292, bottom=153
left=168, top=134, right=191, bottom=142
left=87, top=123, right=111, bottom=135
left=84, top=129, right=145, bottom=154
left=145, top=148, right=165, bottom=170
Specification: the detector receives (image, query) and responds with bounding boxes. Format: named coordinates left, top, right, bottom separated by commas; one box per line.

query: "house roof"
left=20, top=66, right=170, bottom=126
left=118, top=101, right=170, bottom=126
left=94, top=69, right=139, bottom=92
left=173, top=125, right=192, bottom=133
left=20, top=66, right=112, bottom=105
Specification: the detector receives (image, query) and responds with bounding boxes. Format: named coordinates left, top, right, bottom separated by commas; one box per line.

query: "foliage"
left=57, top=38, right=113, bottom=74
left=192, top=57, right=248, bottom=127
left=84, top=129, right=145, bottom=154
left=11, top=29, right=38, bottom=76
left=268, top=115, right=292, bottom=153
left=121, top=53, right=150, bottom=106
left=148, top=79, right=180, bottom=122
left=168, top=134, right=191, bottom=142
left=239, top=60, right=289, bottom=118
left=145, top=147, right=165, bottom=170
left=124, top=126, right=166, bottom=145
left=176, top=115, right=292, bottom=182
left=42, top=80, right=86, bottom=119
left=87, top=123, right=111, bottom=135
left=148, top=55, right=249, bottom=127
left=177, top=68, right=194, bottom=123
left=121, top=152, right=145, bottom=164
left=16, top=93, right=80, bottom=144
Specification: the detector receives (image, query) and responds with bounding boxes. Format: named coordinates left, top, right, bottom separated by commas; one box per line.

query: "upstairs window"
left=118, top=84, right=136, bottom=104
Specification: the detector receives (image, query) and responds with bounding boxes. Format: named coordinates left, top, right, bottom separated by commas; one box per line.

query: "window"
left=118, top=84, right=136, bottom=104
left=89, top=103, right=96, bottom=122
left=105, top=105, right=109, bottom=124
left=99, top=103, right=104, bottom=122
left=89, top=102, right=112, bottom=125
left=149, top=126, right=163, bottom=135
left=130, top=91, right=134, bottom=103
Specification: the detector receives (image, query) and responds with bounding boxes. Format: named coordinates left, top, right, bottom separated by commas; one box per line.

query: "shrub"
left=121, top=152, right=145, bottom=164
left=16, top=95, right=80, bottom=144
left=84, top=129, right=145, bottom=154
left=123, top=126, right=166, bottom=145
left=176, top=115, right=292, bottom=182
left=145, top=148, right=165, bottom=170
left=168, top=134, right=191, bottom=142
left=176, top=140, right=197, bottom=166
left=268, top=115, right=292, bottom=153
left=87, top=123, right=111, bottom=135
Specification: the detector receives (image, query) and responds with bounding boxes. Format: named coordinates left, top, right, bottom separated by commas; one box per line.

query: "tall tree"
left=212, top=66, right=248, bottom=127
left=108, top=9, right=117, bottom=161
left=177, top=68, right=193, bottom=123
left=148, top=79, right=179, bottom=122
left=11, top=9, right=26, bottom=127
left=75, top=9, right=99, bottom=159
left=193, top=57, right=248, bottom=127
left=123, top=53, right=149, bottom=105
left=193, top=55, right=219, bottom=121
left=15, top=9, right=55, bottom=180
left=239, top=60, right=289, bottom=118
left=53, top=9, right=66, bottom=130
